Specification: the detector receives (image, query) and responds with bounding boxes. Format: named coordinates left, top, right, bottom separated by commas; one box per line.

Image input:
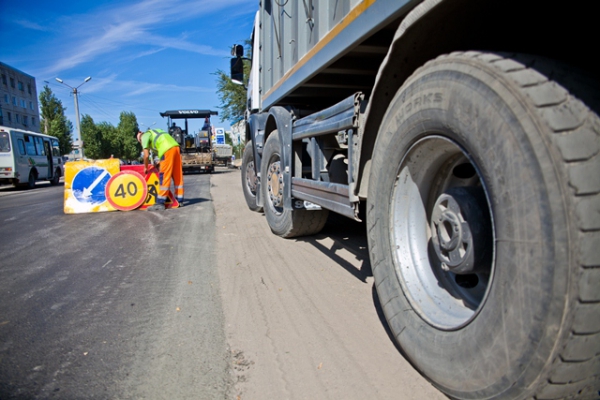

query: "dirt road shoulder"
left=212, top=168, right=445, bottom=400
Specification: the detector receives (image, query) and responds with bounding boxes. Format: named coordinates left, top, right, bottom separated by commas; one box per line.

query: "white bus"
left=0, top=126, right=63, bottom=188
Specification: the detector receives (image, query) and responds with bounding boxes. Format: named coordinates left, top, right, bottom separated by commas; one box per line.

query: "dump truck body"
left=234, top=1, right=600, bottom=399
left=213, top=144, right=233, bottom=165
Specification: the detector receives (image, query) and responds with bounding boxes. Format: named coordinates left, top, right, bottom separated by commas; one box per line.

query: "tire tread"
left=282, top=208, right=329, bottom=238
left=261, top=132, right=329, bottom=239
left=470, top=51, right=600, bottom=400
left=241, top=140, right=262, bottom=212
left=380, top=51, right=600, bottom=399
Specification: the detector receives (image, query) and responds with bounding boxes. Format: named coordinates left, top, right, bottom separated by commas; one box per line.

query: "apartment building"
left=0, top=61, right=40, bottom=133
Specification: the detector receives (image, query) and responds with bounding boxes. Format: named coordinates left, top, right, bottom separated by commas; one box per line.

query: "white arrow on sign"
left=82, top=169, right=109, bottom=198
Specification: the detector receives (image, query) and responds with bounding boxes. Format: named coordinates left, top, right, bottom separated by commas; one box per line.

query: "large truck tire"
left=367, top=52, right=600, bottom=400
left=261, top=131, right=329, bottom=238
left=241, top=140, right=262, bottom=212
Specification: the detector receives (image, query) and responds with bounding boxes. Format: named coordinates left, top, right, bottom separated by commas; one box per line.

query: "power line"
left=84, top=93, right=162, bottom=114
left=78, top=96, right=114, bottom=121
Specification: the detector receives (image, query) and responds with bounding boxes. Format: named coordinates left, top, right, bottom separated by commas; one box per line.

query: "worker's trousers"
left=158, top=146, right=184, bottom=205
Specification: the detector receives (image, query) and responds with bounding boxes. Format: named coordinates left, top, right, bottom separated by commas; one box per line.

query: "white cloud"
left=13, top=19, right=48, bottom=31
left=40, top=0, right=251, bottom=75
left=123, top=48, right=167, bottom=63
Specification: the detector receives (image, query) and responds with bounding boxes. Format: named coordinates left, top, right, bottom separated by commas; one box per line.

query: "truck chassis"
left=236, top=1, right=600, bottom=399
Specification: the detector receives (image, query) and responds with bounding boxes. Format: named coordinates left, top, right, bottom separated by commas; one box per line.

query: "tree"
left=116, top=112, right=141, bottom=160
left=214, top=69, right=247, bottom=123
left=96, top=122, right=117, bottom=159
left=80, top=114, right=107, bottom=159
left=214, top=39, right=252, bottom=124
left=39, top=85, right=73, bottom=155
left=80, top=112, right=141, bottom=160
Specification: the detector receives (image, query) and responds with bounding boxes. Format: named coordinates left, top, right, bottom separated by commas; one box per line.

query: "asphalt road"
left=0, top=173, right=232, bottom=399
left=0, top=168, right=446, bottom=400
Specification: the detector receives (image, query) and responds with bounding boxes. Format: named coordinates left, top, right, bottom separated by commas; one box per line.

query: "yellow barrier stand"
left=63, top=159, right=120, bottom=214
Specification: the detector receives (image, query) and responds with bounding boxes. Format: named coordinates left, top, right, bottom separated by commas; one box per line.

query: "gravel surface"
left=212, top=168, right=446, bottom=400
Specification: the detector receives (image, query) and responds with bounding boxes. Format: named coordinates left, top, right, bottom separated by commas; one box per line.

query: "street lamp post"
left=55, top=76, right=91, bottom=160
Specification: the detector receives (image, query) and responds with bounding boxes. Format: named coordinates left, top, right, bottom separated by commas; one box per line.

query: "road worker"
left=137, top=129, right=184, bottom=210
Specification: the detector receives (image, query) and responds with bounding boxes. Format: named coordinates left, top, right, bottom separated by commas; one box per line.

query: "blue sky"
left=0, top=0, right=256, bottom=134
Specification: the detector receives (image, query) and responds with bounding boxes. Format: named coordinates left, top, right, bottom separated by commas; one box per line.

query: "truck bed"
left=181, top=152, right=213, bottom=173
left=260, top=0, right=411, bottom=111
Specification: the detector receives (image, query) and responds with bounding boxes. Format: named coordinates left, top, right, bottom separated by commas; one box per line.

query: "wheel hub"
left=245, top=161, right=257, bottom=193
left=267, top=161, right=283, bottom=207
left=390, top=136, right=495, bottom=329
left=430, top=187, right=490, bottom=275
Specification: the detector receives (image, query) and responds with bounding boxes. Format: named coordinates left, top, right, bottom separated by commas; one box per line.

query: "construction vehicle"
left=213, top=143, right=233, bottom=166
left=212, top=127, right=233, bottom=166
left=159, top=109, right=218, bottom=173
left=232, top=1, right=600, bottom=399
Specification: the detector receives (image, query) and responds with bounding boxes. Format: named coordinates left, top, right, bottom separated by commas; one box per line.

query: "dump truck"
left=213, top=143, right=233, bottom=166
left=159, top=109, right=218, bottom=173
left=212, top=127, right=233, bottom=165
left=232, top=1, right=600, bottom=399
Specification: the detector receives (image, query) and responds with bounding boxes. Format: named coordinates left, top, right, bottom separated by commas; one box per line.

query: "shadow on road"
left=297, top=212, right=371, bottom=282
left=184, top=196, right=211, bottom=206
left=296, top=212, right=400, bottom=357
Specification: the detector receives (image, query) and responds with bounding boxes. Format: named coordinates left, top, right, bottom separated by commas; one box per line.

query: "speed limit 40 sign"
left=105, top=171, right=148, bottom=211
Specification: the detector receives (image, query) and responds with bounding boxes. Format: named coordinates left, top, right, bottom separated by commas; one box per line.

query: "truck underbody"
left=236, top=1, right=600, bottom=399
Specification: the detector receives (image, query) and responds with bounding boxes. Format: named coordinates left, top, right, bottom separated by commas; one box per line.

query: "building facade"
left=0, top=62, right=41, bottom=133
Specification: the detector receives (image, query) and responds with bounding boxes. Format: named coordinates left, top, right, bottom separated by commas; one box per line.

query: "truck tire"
left=241, top=140, right=262, bottom=212
left=367, top=52, right=600, bottom=400
left=261, top=131, right=329, bottom=238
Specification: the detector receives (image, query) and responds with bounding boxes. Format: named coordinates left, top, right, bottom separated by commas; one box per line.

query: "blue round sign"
left=72, top=166, right=112, bottom=205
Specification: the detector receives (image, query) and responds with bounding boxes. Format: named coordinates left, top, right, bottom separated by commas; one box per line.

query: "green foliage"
left=39, top=85, right=73, bottom=155
left=225, top=132, right=233, bottom=146
left=39, top=85, right=142, bottom=160
left=117, top=112, right=141, bottom=160
left=49, top=118, right=73, bottom=154
left=80, top=114, right=105, bottom=159
left=80, top=112, right=141, bottom=160
left=214, top=39, right=252, bottom=124
left=214, top=69, right=247, bottom=123
left=98, top=122, right=119, bottom=159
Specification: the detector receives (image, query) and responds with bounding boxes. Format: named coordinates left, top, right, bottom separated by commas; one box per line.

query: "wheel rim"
left=391, top=135, right=495, bottom=330
left=245, top=160, right=258, bottom=196
left=266, top=156, right=284, bottom=214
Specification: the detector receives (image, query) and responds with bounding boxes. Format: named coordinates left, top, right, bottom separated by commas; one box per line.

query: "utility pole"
left=55, top=76, right=91, bottom=160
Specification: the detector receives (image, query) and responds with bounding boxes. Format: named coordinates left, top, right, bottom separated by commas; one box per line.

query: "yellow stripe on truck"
left=262, top=0, right=377, bottom=102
